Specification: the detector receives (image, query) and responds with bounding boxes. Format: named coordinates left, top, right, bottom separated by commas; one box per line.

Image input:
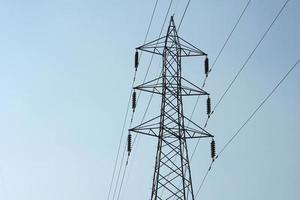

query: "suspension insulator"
left=204, top=57, right=209, bottom=76
left=132, top=90, right=137, bottom=111
left=135, top=51, right=139, bottom=70
left=211, top=139, right=216, bottom=159
left=127, top=133, right=132, bottom=153
left=207, top=96, right=211, bottom=115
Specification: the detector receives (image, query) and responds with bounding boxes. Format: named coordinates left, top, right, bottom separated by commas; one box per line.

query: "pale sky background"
left=0, top=0, right=299, bottom=200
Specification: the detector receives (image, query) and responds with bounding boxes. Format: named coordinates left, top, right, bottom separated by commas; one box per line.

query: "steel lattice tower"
left=130, top=16, right=213, bottom=200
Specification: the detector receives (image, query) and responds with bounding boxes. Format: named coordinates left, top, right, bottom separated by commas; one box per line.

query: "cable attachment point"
left=135, top=51, right=139, bottom=71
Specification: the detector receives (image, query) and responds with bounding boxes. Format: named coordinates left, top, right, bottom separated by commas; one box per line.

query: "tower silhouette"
left=130, top=16, right=214, bottom=200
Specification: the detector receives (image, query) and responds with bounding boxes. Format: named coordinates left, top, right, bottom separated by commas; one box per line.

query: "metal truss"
left=130, top=16, right=213, bottom=200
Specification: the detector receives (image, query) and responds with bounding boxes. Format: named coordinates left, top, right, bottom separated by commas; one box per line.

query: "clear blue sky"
left=0, top=0, right=299, bottom=200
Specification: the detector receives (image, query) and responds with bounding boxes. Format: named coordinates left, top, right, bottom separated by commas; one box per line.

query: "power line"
left=118, top=0, right=174, bottom=193
left=189, top=0, right=290, bottom=164
left=115, top=0, right=290, bottom=198
left=202, top=0, right=252, bottom=87
left=144, top=0, right=160, bottom=44
left=111, top=140, right=129, bottom=200
left=211, top=0, right=252, bottom=72
left=131, top=0, right=186, bottom=154
left=178, top=0, right=191, bottom=30
left=137, top=0, right=175, bottom=99
left=167, top=0, right=290, bottom=198
left=217, top=59, right=300, bottom=158
left=133, top=0, right=174, bottom=147
left=212, top=0, right=290, bottom=114
left=112, top=77, right=140, bottom=200
left=189, top=0, right=290, bottom=142
left=116, top=154, right=129, bottom=200
left=107, top=1, right=160, bottom=199
left=188, top=0, right=253, bottom=137
left=195, top=58, right=300, bottom=198
left=195, top=161, right=213, bottom=198
left=108, top=72, right=135, bottom=200
left=192, top=1, right=292, bottom=196
left=173, top=0, right=182, bottom=16
left=189, top=0, right=254, bottom=166
left=112, top=1, right=175, bottom=199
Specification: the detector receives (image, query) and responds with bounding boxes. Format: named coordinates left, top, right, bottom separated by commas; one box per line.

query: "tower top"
left=136, top=17, right=207, bottom=57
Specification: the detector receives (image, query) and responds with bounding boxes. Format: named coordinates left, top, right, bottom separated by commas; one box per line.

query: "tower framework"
left=130, top=17, right=213, bottom=200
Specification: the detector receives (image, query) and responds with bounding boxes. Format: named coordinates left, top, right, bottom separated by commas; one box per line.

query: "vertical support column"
left=150, top=17, right=195, bottom=200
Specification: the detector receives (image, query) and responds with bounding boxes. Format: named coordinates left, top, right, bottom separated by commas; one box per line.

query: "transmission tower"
left=129, top=16, right=214, bottom=200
